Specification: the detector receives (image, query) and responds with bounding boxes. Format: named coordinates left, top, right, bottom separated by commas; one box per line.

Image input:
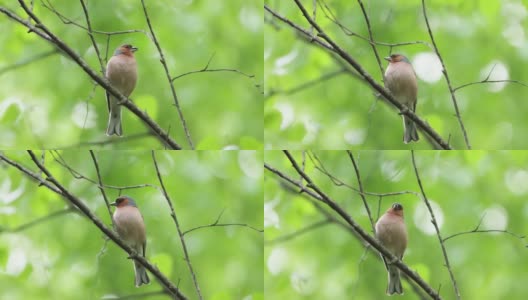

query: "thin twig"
left=347, top=151, right=374, bottom=232
left=0, top=208, right=74, bottom=233
left=306, top=151, right=419, bottom=199
left=42, top=0, right=145, bottom=36
left=315, top=1, right=431, bottom=51
left=266, top=68, right=346, bottom=98
left=89, top=151, right=113, bottom=220
left=443, top=213, right=526, bottom=244
left=411, top=150, right=460, bottom=299
left=0, top=49, right=59, bottom=76
left=79, top=0, right=104, bottom=73
left=355, top=0, right=384, bottom=77
left=141, top=0, right=194, bottom=149
left=265, top=219, right=331, bottom=245
left=183, top=208, right=263, bottom=236
left=266, top=162, right=363, bottom=241
left=59, top=132, right=154, bottom=149
left=151, top=151, right=202, bottom=300
left=264, top=4, right=334, bottom=51
left=421, top=0, right=469, bottom=149
left=104, top=290, right=168, bottom=300
left=172, top=53, right=255, bottom=81
left=453, top=64, right=528, bottom=92
left=49, top=150, right=159, bottom=191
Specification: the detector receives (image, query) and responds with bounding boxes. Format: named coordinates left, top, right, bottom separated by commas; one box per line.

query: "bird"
left=110, top=195, right=150, bottom=287
left=375, top=202, right=408, bottom=295
left=384, top=53, right=419, bottom=143
left=105, top=44, right=138, bottom=136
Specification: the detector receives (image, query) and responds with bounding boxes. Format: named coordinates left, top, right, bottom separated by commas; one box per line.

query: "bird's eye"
left=393, top=203, right=403, bottom=210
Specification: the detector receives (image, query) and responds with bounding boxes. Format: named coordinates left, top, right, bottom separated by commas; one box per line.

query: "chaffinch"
left=384, top=54, right=419, bottom=143
left=375, top=203, right=408, bottom=295
left=105, top=44, right=138, bottom=136
left=110, top=195, right=150, bottom=287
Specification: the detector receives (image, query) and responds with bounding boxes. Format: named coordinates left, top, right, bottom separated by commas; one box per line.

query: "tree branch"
left=182, top=208, right=263, bottom=236
left=411, top=150, right=460, bottom=299
left=151, top=151, right=202, bottom=300
left=140, top=0, right=194, bottom=149
left=421, top=0, right=469, bottom=149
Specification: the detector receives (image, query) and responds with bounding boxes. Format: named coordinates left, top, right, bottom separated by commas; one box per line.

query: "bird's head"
left=114, top=44, right=138, bottom=57
left=384, top=54, right=410, bottom=64
left=110, top=195, right=138, bottom=208
left=388, top=202, right=404, bottom=217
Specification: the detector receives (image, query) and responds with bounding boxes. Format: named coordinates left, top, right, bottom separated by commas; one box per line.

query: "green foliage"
left=0, top=1, right=263, bottom=149
left=265, top=151, right=528, bottom=299
left=0, top=150, right=263, bottom=299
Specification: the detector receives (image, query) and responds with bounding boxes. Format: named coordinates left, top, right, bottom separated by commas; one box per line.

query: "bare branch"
left=347, top=150, right=374, bottom=232
left=421, top=0, right=469, bottom=149
left=42, top=0, right=145, bottom=36
left=305, top=151, right=418, bottom=198
left=265, top=68, right=347, bottom=98
left=89, top=150, right=113, bottom=220
left=140, top=0, right=194, bottom=149
left=151, top=151, right=202, bottom=300
left=411, top=150, right=460, bottom=299
left=355, top=0, right=384, bottom=77
left=59, top=132, right=154, bottom=149
left=264, top=4, right=334, bottom=51
left=265, top=219, right=331, bottom=245
left=0, top=49, right=59, bottom=76
left=103, top=290, right=168, bottom=300
left=443, top=213, right=527, bottom=244
left=0, top=208, right=74, bottom=233
left=453, top=66, right=528, bottom=92
left=183, top=208, right=263, bottom=236
left=79, top=0, right=104, bottom=73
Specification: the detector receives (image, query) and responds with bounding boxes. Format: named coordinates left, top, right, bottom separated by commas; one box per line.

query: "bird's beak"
left=110, top=201, right=117, bottom=207
left=384, top=56, right=391, bottom=62
left=131, top=47, right=138, bottom=52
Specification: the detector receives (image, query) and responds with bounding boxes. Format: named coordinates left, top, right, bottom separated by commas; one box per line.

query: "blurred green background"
left=0, top=1, right=263, bottom=149
left=265, top=0, right=528, bottom=149
left=265, top=150, right=528, bottom=299
left=0, top=150, right=263, bottom=299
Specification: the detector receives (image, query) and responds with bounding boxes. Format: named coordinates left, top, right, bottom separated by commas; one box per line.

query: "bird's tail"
left=133, top=260, right=150, bottom=287
left=106, top=97, right=123, bottom=136
left=403, top=116, right=419, bottom=143
left=387, top=264, right=403, bottom=295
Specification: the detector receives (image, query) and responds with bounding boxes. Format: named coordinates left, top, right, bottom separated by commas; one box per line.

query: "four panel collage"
left=0, top=1, right=527, bottom=299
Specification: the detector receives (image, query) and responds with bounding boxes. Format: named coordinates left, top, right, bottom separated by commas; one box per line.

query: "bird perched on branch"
left=105, top=44, right=138, bottom=136
left=110, top=195, right=150, bottom=287
left=375, top=203, right=408, bottom=295
left=384, top=54, right=419, bottom=143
